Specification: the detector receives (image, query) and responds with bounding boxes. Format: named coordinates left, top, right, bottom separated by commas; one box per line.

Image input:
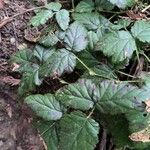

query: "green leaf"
left=34, top=120, right=59, bottom=150
left=33, top=45, right=55, bottom=62
left=56, top=9, right=70, bottom=30
left=87, top=31, right=99, bottom=50
left=73, top=13, right=110, bottom=31
left=42, top=49, right=76, bottom=77
left=108, top=0, right=136, bottom=8
left=25, top=94, right=63, bottom=121
left=95, top=0, right=114, bottom=10
left=46, top=2, right=62, bottom=11
left=30, top=10, right=54, bottom=27
left=57, top=79, right=97, bottom=110
left=96, top=80, right=145, bottom=114
left=64, top=22, right=88, bottom=52
left=39, top=34, right=59, bottom=47
left=131, top=20, right=150, bottom=43
left=59, top=111, right=99, bottom=150
left=76, top=50, right=100, bottom=69
left=96, top=31, right=137, bottom=63
left=75, top=0, right=94, bottom=13
left=10, top=49, right=32, bottom=65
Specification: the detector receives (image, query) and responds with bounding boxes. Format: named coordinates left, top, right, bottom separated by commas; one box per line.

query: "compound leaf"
left=25, top=94, right=63, bottom=121
left=56, top=9, right=70, bottom=30
left=64, top=22, right=88, bottom=52
left=131, top=20, right=150, bottom=43
left=59, top=111, right=99, bottom=150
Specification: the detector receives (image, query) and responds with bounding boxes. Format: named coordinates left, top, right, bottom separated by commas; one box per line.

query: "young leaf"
left=25, top=94, right=63, bottom=121
left=30, top=10, right=54, bottom=27
left=41, top=49, right=76, bottom=77
left=57, top=79, right=97, bottom=110
left=39, top=34, right=59, bottom=47
left=108, top=0, right=135, bottom=8
left=64, top=22, right=88, bottom=52
left=59, top=111, right=99, bottom=150
left=46, top=2, right=62, bottom=11
left=33, top=45, right=55, bottom=62
left=131, top=20, right=150, bottom=43
left=75, top=0, right=94, bottom=13
left=96, top=31, right=137, bottom=63
left=34, top=120, right=59, bottom=150
left=56, top=9, right=70, bottom=30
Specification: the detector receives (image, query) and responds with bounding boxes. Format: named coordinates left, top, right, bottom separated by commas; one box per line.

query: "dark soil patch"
left=0, top=0, right=45, bottom=149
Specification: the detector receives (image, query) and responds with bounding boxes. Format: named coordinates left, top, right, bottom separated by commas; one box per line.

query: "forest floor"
left=0, top=0, right=45, bottom=149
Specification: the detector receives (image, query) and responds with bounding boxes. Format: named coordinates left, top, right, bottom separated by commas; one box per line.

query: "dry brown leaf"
left=144, top=99, right=150, bottom=112
left=12, top=63, right=20, bottom=71
left=0, top=76, right=20, bottom=86
left=129, top=132, right=150, bottom=142
left=0, top=0, right=4, bottom=9
left=0, top=17, right=12, bottom=28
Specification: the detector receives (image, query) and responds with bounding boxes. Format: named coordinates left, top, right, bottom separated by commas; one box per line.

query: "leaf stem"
left=140, top=52, right=150, bottom=63
left=117, top=70, right=136, bottom=78
left=87, top=107, right=95, bottom=119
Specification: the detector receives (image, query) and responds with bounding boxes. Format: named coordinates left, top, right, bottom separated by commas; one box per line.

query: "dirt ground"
left=0, top=0, right=45, bottom=149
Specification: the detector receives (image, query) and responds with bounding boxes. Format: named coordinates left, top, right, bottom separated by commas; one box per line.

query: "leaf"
left=131, top=20, right=150, bottom=43
left=39, top=34, right=59, bottom=47
left=46, top=2, right=62, bottom=11
left=75, top=0, right=94, bottom=13
left=56, top=9, right=70, bottom=30
left=95, top=0, right=114, bottom=10
left=73, top=13, right=110, bottom=31
left=108, top=0, right=136, bottom=8
left=34, top=120, right=59, bottom=150
left=10, top=49, right=32, bottom=65
left=96, top=80, right=146, bottom=114
left=41, top=49, right=76, bottom=77
left=64, top=22, right=88, bottom=52
left=59, top=111, right=99, bottom=150
left=76, top=50, right=100, bottom=69
left=25, top=94, right=63, bottom=121
left=57, top=79, right=97, bottom=110
left=30, top=10, right=54, bottom=27
left=87, top=31, right=99, bottom=50
left=96, top=31, right=137, bottom=63
left=33, top=45, right=55, bottom=62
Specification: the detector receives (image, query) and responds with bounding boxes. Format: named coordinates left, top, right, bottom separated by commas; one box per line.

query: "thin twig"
left=142, top=5, right=150, bottom=13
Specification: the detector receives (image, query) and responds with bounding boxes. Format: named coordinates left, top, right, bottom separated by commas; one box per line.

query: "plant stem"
left=140, top=52, right=150, bottom=63
left=87, top=107, right=95, bottom=118
left=117, top=70, right=136, bottom=78
left=71, top=0, right=75, bottom=10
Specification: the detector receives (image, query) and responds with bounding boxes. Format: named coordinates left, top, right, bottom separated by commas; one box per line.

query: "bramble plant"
left=10, top=0, right=150, bottom=149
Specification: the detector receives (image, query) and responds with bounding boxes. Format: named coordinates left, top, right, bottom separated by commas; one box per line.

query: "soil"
left=0, top=0, right=45, bottom=149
